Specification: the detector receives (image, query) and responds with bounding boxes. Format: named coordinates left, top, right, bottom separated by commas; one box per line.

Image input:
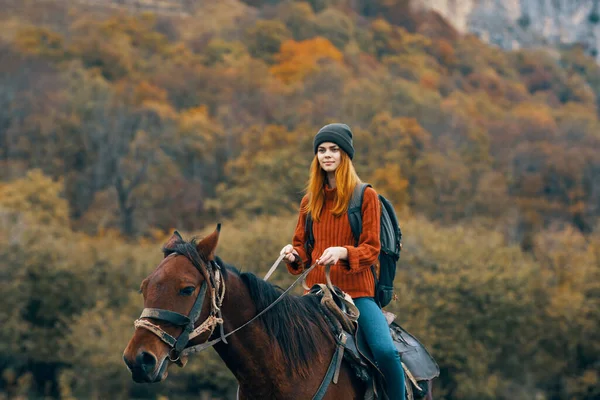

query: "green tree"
left=0, top=172, right=90, bottom=397
left=314, top=8, right=354, bottom=49
left=279, top=2, right=317, bottom=41
left=208, top=125, right=312, bottom=218
left=202, top=39, right=248, bottom=66
left=245, top=20, right=292, bottom=63
left=364, top=112, right=432, bottom=188
left=392, top=218, right=547, bottom=399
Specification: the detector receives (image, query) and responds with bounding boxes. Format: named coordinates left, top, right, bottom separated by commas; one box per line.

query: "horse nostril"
left=123, top=353, right=134, bottom=371
left=138, top=351, right=157, bottom=373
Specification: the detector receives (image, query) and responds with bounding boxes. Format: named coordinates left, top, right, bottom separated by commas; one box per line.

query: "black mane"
left=238, top=271, right=334, bottom=378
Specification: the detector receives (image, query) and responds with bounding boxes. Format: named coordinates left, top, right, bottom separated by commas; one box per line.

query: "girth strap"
left=312, top=332, right=347, bottom=400
left=235, top=331, right=349, bottom=400
left=333, top=332, right=347, bottom=384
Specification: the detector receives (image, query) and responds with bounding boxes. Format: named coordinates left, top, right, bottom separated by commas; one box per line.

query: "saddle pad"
left=390, top=322, right=439, bottom=381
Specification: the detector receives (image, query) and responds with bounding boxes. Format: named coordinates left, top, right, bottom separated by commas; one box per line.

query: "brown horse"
left=123, top=226, right=431, bottom=399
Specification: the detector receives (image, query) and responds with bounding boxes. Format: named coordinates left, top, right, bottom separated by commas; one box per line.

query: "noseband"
left=134, top=253, right=226, bottom=364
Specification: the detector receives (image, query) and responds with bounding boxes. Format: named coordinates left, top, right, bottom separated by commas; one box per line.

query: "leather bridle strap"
left=181, top=262, right=318, bottom=357
left=140, top=309, right=190, bottom=326
left=263, top=253, right=286, bottom=281
left=324, top=263, right=336, bottom=294
left=174, top=281, right=208, bottom=354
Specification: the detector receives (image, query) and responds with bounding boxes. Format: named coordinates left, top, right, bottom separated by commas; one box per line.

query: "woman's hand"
left=316, top=247, right=348, bottom=266
left=280, top=244, right=299, bottom=263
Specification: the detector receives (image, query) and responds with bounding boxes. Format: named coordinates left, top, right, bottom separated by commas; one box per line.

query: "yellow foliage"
left=0, top=169, right=70, bottom=226
left=270, top=37, right=344, bottom=83
left=126, top=82, right=178, bottom=119
left=512, top=102, right=557, bottom=130
left=201, top=214, right=298, bottom=282
left=133, top=81, right=169, bottom=105
left=371, top=17, right=393, bottom=35
left=175, top=106, right=223, bottom=154
left=139, top=100, right=178, bottom=120
left=14, top=26, right=65, bottom=59
left=178, top=106, right=210, bottom=129
left=370, top=163, right=410, bottom=210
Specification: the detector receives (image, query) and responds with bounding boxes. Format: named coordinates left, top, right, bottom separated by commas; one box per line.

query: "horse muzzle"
left=123, top=349, right=169, bottom=383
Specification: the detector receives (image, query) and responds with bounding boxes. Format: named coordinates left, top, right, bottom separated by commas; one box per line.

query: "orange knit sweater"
left=286, top=184, right=381, bottom=298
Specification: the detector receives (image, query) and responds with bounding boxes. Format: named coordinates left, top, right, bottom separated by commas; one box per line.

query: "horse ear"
left=163, top=230, right=183, bottom=257
left=196, top=224, right=221, bottom=261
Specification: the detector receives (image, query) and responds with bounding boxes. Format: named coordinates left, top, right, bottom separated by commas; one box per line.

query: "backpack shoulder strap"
left=348, top=183, right=371, bottom=246
left=304, top=212, right=314, bottom=255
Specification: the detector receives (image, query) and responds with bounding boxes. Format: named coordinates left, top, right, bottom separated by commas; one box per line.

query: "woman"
left=280, top=123, right=405, bottom=399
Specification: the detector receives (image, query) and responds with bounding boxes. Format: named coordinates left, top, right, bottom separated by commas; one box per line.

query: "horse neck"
left=212, top=271, right=327, bottom=398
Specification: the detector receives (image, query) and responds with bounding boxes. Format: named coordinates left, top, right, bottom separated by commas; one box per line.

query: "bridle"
left=134, top=252, right=227, bottom=364
left=134, top=251, right=318, bottom=362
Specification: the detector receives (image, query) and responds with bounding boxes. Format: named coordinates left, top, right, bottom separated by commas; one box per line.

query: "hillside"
left=0, top=1, right=599, bottom=399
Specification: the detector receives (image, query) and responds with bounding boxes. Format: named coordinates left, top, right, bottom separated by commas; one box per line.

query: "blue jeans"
left=354, top=297, right=405, bottom=400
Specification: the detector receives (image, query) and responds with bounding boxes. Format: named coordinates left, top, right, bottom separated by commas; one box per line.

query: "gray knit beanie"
left=313, top=123, right=355, bottom=160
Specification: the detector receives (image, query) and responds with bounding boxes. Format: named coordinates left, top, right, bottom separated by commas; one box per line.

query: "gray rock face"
left=74, top=0, right=194, bottom=15
left=418, top=0, right=600, bottom=59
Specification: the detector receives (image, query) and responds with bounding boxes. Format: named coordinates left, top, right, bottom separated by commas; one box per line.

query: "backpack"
left=304, top=183, right=402, bottom=307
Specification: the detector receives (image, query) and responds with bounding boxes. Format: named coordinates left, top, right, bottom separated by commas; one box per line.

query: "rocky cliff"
left=74, top=0, right=193, bottom=15
left=418, top=0, right=600, bottom=59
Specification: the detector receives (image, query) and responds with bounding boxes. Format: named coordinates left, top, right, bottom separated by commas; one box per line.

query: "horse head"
left=123, top=225, right=221, bottom=383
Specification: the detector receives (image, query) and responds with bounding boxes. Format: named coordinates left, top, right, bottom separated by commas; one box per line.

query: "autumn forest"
left=0, top=0, right=598, bottom=399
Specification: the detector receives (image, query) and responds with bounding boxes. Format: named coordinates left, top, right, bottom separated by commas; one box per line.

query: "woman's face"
left=317, top=142, right=342, bottom=173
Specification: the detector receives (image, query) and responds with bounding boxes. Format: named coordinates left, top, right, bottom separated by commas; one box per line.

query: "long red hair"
left=302, top=151, right=361, bottom=221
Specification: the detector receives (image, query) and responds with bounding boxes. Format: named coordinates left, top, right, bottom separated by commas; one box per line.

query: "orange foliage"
left=371, top=163, right=410, bottom=210
left=419, top=70, right=440, bottom=90
left=269, top=37, right=344, bottom=83
left=433, top=38, right=456, bottom=66
left=133, top=81, right=169, bottom=105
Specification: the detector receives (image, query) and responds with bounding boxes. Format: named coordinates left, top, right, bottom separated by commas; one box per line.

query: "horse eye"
left=179, top=286, right=195, bottom=296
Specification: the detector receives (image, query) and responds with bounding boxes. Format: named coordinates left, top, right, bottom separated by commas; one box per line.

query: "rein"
left=134, top=252, right=317, bottom=360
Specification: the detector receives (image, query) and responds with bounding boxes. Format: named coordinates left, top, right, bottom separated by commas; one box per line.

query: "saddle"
left=308, top=284, right=439, bottom=400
